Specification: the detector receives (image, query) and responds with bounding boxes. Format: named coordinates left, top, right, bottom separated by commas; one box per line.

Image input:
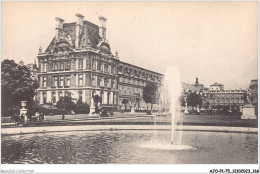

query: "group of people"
left=11, top=112, right=45, bottom=125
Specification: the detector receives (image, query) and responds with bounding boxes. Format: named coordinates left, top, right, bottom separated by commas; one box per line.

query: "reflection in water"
left=1, top=130, right=258, bottom=164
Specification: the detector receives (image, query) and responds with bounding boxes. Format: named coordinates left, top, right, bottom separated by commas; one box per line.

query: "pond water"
left=1, top=130, right=258, bottom=164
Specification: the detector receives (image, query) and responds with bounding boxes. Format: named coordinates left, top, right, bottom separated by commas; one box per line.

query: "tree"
left=1, top=59, right=39, bottom=117
left=143, top=82, right=158, bottom=112
left=76, top=100, right=90, bottom=109
left=187, top=91, right=202, bottom=110
left=121, top=99, right=129, bottom=111
left=56, top=95, right=76, bottom=119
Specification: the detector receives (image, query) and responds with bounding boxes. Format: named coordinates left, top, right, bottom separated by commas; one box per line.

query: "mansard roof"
left=45, top=20, right=101, bottom=53
left=211, top=82, right=223, bottom=86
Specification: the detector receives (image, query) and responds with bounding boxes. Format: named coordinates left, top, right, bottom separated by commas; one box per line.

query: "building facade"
left=206, top=83, right=246, bottom=109
left=36, top=14, right=163, bottom=110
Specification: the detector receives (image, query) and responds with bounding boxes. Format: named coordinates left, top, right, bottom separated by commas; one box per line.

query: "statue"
left=246, top=89, right=252, bottom=104
left=89, top=97, right=96, bottom=116
left=241, top=89, right=256, bottom=120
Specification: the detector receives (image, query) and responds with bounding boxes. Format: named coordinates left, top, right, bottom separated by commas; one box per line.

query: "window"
left=52, top=92, right=56, bottom=103
left=104, top=64, right=108, bottom=73
left=111, top=80, right=114, bottom=89
left=66, top=76, right=70, bottom=87
left=60, top=62, right=64, bottom=70
left=78, top=74, right=83, bottom=86
left=97, top=61, right=101, bottom=71
left=43, top=93, right=47, bottom=104
left=42, top=63, right=47, bottom=72
left=111, top=65, right=114, bottom=74
left=66, top=61, right=71, bottom=70
left=43, top=63, right=47, bottom=72
left=107, top=93, right=110, bottom=104
left=60, top=76, right=64, bottom=87
left=97, top=77, right=100, bottom=87
left=43, top=77, right=47, bottom=87
left=92, top=75, right=96, bottom=86
left=54, top=63, right=58, bottom=71
left=100, top=78, right=104, bottom=87
left=78, top=59, right=83, bottom=69
left=54, top=77, right=58, bottom=87
left=86, top=58, right=91, bottom=69
left=92, top=60, right=95, bottom=70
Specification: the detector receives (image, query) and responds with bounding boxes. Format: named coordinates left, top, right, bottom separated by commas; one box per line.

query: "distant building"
left=27, top=61, right=38, bottom=81
left=18, top=60, right=38, bottom=81
left=206, top=83, right=246, bottom=109
left=182, top=77, right=205, bottom=93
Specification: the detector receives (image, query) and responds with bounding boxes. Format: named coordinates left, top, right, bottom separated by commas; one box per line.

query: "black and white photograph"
left=1, top=1, right=259, bottom=173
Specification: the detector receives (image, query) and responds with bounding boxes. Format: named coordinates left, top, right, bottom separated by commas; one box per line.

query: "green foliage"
left=121, top=99, right=129, bottom=111
left=179, top=95, right=186, bottom=107
left=76, top=100, right=90, bottom=109
left=187, top=91, right=202, bottom=108
left=1, top=59, right=39, bottom=117
left=143, top=82, right=158, bottom=112
left=93, top=95, right=101, bottom=105
left=121, top=99, right=129, bottom=105
left=56, top=96, right=76, bottom=113
left=143, top=83, right=158, bottom=105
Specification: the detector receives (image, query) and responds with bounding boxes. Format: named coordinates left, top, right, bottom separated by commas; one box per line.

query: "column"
left=82, top=90, right=86, bottom=102
left=75, top=59, right=78, bottom=70
left=56, top=91, right=59, bottom=102
left=85, top=89, right=91, bottom=105
left=83, top=59, right=86, bottom=69
left=75, top=74, right=78, bottom=86
left=110, top=92, right=113, bottom=105
left=46, top=91, right=52, bottom=103
left=40, top=91, right=43, bottom=104
left=104, top=91, right=107, bottom=104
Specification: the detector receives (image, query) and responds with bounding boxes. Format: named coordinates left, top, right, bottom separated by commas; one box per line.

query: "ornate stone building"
left=206, top=83, right=246, bottom=109
left=36, top=14, right=163, bottom=110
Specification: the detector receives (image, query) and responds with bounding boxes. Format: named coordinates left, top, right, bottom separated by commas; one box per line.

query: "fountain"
left=144, top=65, right=194, bottom=150
left=162, top=65, right=183, bottom=145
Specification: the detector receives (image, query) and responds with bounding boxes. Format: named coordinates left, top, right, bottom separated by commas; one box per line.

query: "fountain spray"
left=161, top=65, right=182, bottom=145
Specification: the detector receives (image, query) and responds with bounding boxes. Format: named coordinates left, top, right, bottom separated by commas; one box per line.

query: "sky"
left=2, top=1, right=258, bottom=89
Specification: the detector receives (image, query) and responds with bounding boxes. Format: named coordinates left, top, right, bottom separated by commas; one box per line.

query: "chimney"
left=55, top=17, right=64, bottom=39
left=38, top=46, right=42, bottom=55
left=99, top=16, right=107, bottom=41
left=75, top=13, right=84, bottom=49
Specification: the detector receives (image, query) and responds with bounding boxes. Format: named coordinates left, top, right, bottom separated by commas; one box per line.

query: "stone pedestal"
left=20, top=101, right=28, bottom=116
left=184, top=102, right=189, bottom=114
left=241, top=104, right=256, bottom=120
left=88, top=106, right=96, bottom=116
left=184, top=107, right=189, bottom=114
left=130, top=105, right=135, bottom=114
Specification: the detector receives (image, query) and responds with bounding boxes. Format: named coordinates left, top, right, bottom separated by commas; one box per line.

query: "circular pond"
left=1, top=130, right=257, bottom=164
